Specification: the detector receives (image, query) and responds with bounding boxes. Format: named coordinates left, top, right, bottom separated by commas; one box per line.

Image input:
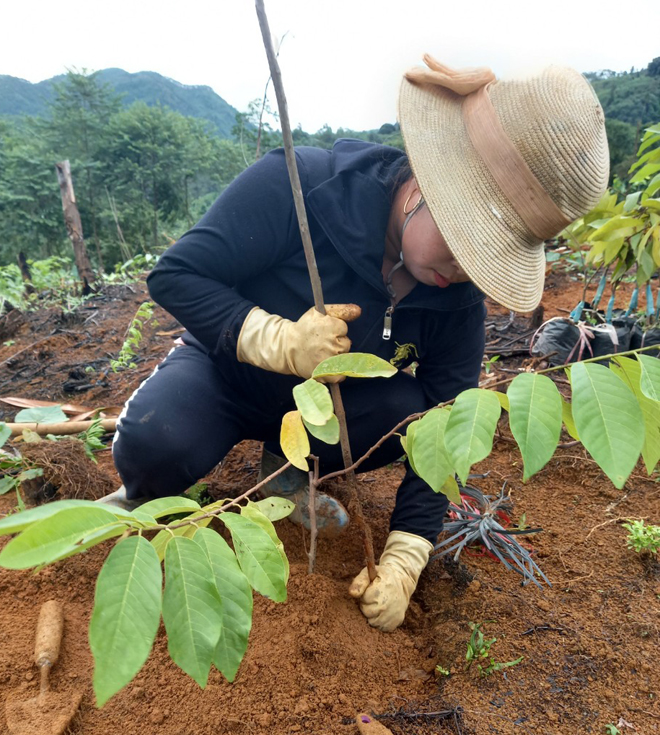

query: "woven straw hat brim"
left=398, top=67, right=608, bottom=313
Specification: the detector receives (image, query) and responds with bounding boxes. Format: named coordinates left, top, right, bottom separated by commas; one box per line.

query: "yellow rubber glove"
left=348, top=531, right=433, bottom=632
left=236, top=305, right=354, bottom=379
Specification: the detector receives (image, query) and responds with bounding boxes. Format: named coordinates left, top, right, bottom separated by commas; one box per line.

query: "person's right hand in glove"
left=236, top=304, right=360, bottom=379
left=348, top=531, right=433, bottom=632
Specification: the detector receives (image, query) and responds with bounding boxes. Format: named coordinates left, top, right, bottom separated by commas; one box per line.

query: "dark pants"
left=112, top=342, right=449, bottom=542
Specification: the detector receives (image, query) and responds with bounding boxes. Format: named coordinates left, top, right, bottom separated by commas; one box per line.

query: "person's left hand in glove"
left=348, top=531, right=433, bottom=632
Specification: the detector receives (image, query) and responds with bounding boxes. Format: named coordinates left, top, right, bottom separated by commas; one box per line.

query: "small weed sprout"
left=464, top=622, right=523, bottom=677
left=483, top=354, right=500, bottom=374
left=604, top=725, right=620, bottom=735
left=111, top=301, right=156, bottom=372
left=464, top=622, right=496, bottom=669
left=435, top=664, right=451, bottom=677
left=623, top=520, right=660, bottom=556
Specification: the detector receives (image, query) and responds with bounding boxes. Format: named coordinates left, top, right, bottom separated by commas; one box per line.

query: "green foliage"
left=565, top=122, right=660, bottom=310
left=76, top=417, right=107, bottom=462
left=0, top=496, right=291, bottom=705
left=311, top=353, right=398, bottom=380
left=623, top=519, right=660, bottom=554
left=111, top=301, right=156, bottom=372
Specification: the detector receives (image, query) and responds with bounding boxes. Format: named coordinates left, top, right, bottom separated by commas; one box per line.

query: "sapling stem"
left=255, top=0, right=377, bottom=581
left=308, top=455, right=319, bottom=574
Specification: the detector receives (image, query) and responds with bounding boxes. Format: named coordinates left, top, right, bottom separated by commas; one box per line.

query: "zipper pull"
left=382, top=306, right=394, bottom=340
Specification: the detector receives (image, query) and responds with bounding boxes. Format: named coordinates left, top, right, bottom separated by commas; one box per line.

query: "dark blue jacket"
left=147, top=140, right=486, bottom=541
left=148, top=140, right=486, bottom=408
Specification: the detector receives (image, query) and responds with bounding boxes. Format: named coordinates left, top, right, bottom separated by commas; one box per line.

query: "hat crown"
left=491, top=66, right=609, bottom=222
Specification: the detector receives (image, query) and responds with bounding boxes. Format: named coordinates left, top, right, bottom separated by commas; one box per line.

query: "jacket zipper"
left=382, top=303, right=395, bottom=340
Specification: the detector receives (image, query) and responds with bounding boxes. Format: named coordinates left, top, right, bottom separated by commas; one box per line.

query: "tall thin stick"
left=255, top=0, right=377, bottom=581
left=307, top=456, right=319, bottom=574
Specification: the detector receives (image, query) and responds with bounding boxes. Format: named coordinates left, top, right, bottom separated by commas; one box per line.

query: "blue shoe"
left=258, top=448, right=350, bottom=537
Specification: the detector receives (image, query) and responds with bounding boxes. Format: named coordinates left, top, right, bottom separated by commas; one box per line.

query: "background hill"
left=0, top=69, right=239, bottom=138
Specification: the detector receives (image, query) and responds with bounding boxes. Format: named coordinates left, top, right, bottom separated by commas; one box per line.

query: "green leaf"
left=14, top=405, right=68, bottom=424
left=570, top=363, right=644, bottom=488
left=441, top=475, right=462, bottom=506
left=135, top=496, right=201, bottom=519
left=302, top=414, right=340, bottom=444
left=312, top=353, right=397, bottom=380
left=0, top=476, right=18, bottom=495
left=292, top=379, right=333, bottom=426
left=280, top=410, right=309, bottom=471
left=162, top=537, right=222, bottom=688
left=240, top=503, right=289, bottom=585
left=612, top=357, right=660, bottom=474
left=445, top=389, right=502, bottom=484
left=403, top=419, right=420, bottom=475
left=150, top=512, right=213, bottom=562
left=638, top=354, right=660, bottom=402
left=507, top=374, right=562, bottom=481
left=0, top=499, right=153, bottom=536
left=90, top=536, right=162, bottom=707
left=409, top=408, right=453, bottom=492
left=0, top=423, right=11, bottom=449
left=194, top=528, right=253, bottom=682
left=18, top=468, right=43, bottom=481
left=220, top=513, right=288, bottom=602
left=247, top=497, right=295, bottom=522
left=561, top=398, right=579, bottom=440
left=493, top=392, right=509, bottom=411
left=0, top=506, right=122, bottom=569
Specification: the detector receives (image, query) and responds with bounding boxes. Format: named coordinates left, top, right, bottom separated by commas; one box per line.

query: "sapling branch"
left=255, top=0, right=377, bottom=581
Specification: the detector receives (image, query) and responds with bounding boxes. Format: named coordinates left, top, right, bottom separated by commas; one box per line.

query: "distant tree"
left=378, top=123, right=396, bottom=135
left=46, top=69, right=122, bottom=271
left=648, top=57, right=660, bottom=77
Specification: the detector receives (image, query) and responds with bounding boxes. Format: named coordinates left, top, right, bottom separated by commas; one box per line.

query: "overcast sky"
left=2, top=0, right=657, bottom=132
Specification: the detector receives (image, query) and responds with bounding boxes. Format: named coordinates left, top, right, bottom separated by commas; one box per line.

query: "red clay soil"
left=0, top=271, right=658, bottom=735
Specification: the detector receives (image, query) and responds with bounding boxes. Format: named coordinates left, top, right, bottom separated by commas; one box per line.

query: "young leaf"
left=445, top=389, right=502, bottom=484
left=409, top=408, right=453, bottom=493
left=150, top=513, right=213, bottom=562
left=90, top=536, right=162, bottom=707
left=441, top=475, right=462, bottom=506
left=302, top=414, right=340, bottom=444
left=493, top=392, right=509, bottom=412
left=507, top=374, right=562, bottom=481
left=162, top=536, right=223, bottom=688
left=240, top=504, right=289, bottom=585
left=637, top=354, right=660, bottom=402
left=611, top=357, right=660, bottom=474
left=312, top=353, right=397, bottom=380
left=15, top=405, right=68, bottom=424
left=247, top=497, right=295, bottom=522
left=570, top=362, right=644, bottom=488
left=220, top=513, right=288, bottom=602
left=561, top=398, right=580, bottom=440
left=0, top=506, right=124, bottom=569
left=292, top=379, right=333, bottom=426
left=280, top=410, right=309, bottom=471
left=194, top=528, right=253, bottom=683
left=135, top=496, right=201, bottom=519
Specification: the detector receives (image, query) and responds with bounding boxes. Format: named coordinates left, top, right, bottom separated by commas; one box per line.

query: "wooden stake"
left=55, top=160, right=96, bottom=294
left=255, top=0, right=377, bottom=581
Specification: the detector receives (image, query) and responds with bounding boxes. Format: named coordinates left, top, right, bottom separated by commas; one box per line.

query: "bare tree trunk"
left=55, top=160, right=96, bottom=294
left=105, top=186, right=132, bottom=262
left=16, top=252, right=35, bottom=295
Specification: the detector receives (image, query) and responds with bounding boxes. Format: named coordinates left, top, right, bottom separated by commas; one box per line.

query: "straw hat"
left=398, top=56, right=609, bottom=312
